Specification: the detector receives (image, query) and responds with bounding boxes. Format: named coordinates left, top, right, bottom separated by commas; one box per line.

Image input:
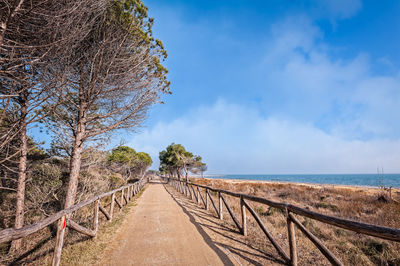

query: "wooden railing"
left=0, top=177, right=149, bottom=266
left=163, top=177, right=400, bottom=266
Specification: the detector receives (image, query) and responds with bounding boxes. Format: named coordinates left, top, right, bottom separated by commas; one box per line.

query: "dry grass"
left=0, top=186, right=147, bottom=265
left=192, top=178, right=400, bottom=265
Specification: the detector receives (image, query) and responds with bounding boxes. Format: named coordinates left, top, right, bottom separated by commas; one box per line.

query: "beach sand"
left=197, top=177, right=400, bottom=197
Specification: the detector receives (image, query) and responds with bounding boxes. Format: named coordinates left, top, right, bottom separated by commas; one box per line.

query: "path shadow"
left=163, top=184, right=234, bottom=266
left=164, top=184, right=287, bottom=265
left=200, top=223, right=285, bottom=264
left=8, top=231, right=94, bottom=265
left=9, top=235, right=53, bottom=265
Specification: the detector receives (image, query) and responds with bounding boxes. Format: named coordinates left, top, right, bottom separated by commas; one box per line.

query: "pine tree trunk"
left=64, top=129, right=84, bottom=208
left=183, top=165, right=188, bottom=182
left=52, top=122, right=85, bottom=265
left=52, top=95, right=86, bottom=265
left=10, top=96, right=28, bottom=252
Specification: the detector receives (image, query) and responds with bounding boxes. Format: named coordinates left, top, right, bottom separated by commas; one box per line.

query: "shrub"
left=315, top=202, right=339, bottom=212
left=26, top=163, right=63, bottom=218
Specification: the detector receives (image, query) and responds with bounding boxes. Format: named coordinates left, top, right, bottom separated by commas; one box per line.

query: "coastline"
left=197, top=177, right=400, bottom=195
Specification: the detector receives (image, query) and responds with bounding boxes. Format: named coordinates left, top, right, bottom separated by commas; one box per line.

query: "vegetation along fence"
left=0, top=177, right=149, bottom=266
left=163, top=177, right=400, bottom=266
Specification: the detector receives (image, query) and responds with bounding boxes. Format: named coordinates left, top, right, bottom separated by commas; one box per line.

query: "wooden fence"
left=0, top=177, right=148, bottom=266
left=164, top=177, right=400, bottom=266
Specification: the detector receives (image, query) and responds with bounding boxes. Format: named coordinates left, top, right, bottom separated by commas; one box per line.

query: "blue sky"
left=123, top=0, right=400, bottom=174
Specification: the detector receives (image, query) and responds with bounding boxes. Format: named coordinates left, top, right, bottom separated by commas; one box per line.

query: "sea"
left=205, top=174, right=400, bottom=188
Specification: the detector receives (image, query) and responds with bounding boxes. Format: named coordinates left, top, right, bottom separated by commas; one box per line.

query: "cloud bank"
left=129, top=100, right=400, bottom=174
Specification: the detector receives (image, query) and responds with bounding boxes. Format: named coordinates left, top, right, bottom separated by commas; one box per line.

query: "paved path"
left=100, top=180, right=230, bottom=265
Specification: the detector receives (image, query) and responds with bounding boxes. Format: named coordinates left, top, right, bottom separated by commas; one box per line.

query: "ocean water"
left=206, top=174, right=400, bottom=188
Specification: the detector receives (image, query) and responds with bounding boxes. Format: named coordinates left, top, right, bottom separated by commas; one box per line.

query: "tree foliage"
left=108, top=146, right=152, bottom=180
left=159, top=143, right=206, bottom=181
left=109, top=146, right=137, bottom=165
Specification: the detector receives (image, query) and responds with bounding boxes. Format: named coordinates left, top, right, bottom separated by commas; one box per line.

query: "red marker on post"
left=62, top=215, right=67, bottom=229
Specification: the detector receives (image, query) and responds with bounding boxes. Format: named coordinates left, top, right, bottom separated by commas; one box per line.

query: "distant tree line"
left=0, top=0, right=168, bottom=255
left=159, top=143, right=207, bottom=181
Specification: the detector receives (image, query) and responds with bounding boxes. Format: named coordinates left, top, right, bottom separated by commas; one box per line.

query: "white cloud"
left=129, top=100, right=400, bottom=174
left=260, top=17, right=400, bottom=140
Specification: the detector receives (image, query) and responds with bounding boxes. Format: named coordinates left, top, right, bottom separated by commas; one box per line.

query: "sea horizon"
left=200, top=173, right=400, bottom=188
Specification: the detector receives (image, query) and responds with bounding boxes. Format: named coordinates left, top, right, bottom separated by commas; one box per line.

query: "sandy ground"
left=100, top=178, right=284, bottom=265
left=100, top=179, right=231, bottom=266
left=161, top=184, right=287, bottom=265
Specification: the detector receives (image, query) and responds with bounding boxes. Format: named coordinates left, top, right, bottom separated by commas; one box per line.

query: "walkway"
left=100, top=180, right=228, bottom=265
left=100, top=179, right=283, bottom=265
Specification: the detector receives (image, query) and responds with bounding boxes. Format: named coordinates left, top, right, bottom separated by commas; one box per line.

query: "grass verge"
left=37, top=185, right=147, bottom=265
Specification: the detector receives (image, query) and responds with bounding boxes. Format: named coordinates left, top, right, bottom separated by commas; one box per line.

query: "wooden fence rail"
left=164, top=177, right=400, bottom=266
left=0, top=177, right=149, bottom=266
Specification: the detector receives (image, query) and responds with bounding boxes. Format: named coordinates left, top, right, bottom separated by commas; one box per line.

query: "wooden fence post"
left=286, top=209, right=298, bottom=266
left=93, top=200, right=99, bottom=235
left=191, top=185, right=198, bottom=203
left=52, top=215, right=67, bottom=266
left=110, top=193, right=115, bottom=221
left=197, top=187, right=201, bottom=205
left=205, top=188, right=209, bottom=210
left=120, top=189, right=124, bottom=208
left=188, top=185, right=192, bottom=200
left=207, top=190, right=219, bottom=217
left=241, top=196, right=247, bottom=236
left=219, top=192, right=223, bottom=220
